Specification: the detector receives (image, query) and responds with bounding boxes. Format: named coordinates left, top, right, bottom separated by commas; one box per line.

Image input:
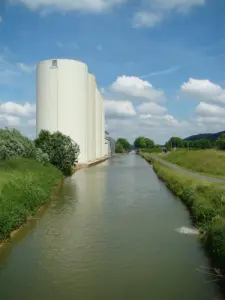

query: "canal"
left=0, top=154, right=223, bottom=299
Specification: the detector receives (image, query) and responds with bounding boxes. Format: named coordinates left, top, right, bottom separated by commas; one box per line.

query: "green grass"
left=161, top=149, right=225, bottom=178
left=0, top=157, right=62, bottom=241
left=141, top=152, right=225, bottom=273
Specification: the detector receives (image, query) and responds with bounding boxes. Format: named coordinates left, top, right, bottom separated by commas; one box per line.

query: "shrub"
left=35, top=130, right=80, bottom=176
left=115, top=142, right=124, bottom=153
left=0, top=158, right=62, bottom=241
left=204, top=219, right=225, bottom=271
left=0, top=128, right=36, bottom=160
left=35, top=148, right=50, bottom=165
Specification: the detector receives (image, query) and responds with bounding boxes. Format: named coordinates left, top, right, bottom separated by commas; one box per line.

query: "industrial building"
left=36, top=58, right=114, bottom=164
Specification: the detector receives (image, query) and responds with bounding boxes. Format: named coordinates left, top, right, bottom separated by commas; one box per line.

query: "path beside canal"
left=150, top=154, right=225, bottom=183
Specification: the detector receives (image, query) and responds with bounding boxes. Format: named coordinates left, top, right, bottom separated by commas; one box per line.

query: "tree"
left=35, top=130, right=80, bottom=176
left=116, top=138, right=131, bottom=152
left=134, top=137, right=154, bottom=149
left=0, top=128, right=48, bottom=164
left=198, top=139, right=212, bottom=149
left=166, top=137, right=183, bottom=149
left=216, top=134, right=225, bottom=150
left=115, top=142, right=124, bottom=153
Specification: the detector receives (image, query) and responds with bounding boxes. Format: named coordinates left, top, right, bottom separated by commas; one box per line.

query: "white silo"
left=36, top=59, right=88, bottom=164
left=100, top=92, right=105, bottom=157
left=87, top=74, right=96, bottom=162
left=95, top=89, right=102, bottom=159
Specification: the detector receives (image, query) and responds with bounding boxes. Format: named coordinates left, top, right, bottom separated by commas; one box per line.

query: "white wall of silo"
left=36, top=59, right=88, bottom=164
left=95, top=89, right=101, bottom=159
left=36, top=61, right=58, bottom=135
left=100, top=93, right=106, bottom=157
left=87, top=74, right=96, bottom=162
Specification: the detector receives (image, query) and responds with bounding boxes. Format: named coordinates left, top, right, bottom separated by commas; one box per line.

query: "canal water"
left=0, top=154, right=223, bottom=300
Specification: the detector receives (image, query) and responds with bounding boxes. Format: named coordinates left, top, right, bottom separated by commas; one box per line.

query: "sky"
left=0, top=0, right=225, bottom=144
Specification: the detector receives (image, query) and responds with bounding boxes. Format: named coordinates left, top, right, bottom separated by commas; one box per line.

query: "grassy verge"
left=161, top=149, right=225, bottom=178
left=0, top=157, right=62, bottom=241
left=141, top=152, right=225, bottom=273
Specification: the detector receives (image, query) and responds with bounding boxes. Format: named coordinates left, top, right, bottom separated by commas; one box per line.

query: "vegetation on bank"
left=115, top=138, right=131, bottom=153
left=0, top=128, right=80, bottom=242
left=141, top=152, right=225, bottom=274
left=35, top=130, right=80, bottom=176
left=165, top=133, right=225, bottom=151
left=161, top=149, right=225, bottom=178
left=0, top=157, right=62, bottom=241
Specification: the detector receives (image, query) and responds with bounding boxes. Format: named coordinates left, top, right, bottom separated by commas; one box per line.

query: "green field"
left=0, top=158, right=62, bottom=241
left=161, top=149, right=225, bottom=178
left=141, top=152, right=225, bottom=273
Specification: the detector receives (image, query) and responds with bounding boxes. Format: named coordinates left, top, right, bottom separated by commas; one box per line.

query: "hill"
left=184, top=130, right=225, bottom=141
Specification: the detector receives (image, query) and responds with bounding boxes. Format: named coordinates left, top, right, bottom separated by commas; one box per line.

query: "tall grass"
left=0, top=157, right=62, bottom=241
left=141, top=152, right=225, bottom=273
left=162, top=149, right=225, bottom=178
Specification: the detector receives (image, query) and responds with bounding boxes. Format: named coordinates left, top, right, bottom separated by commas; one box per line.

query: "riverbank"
left=0, top=157, right=62, bottom=244
left=140, top=152, right=225, bottom=279
left=161, top=149, right=225, bottom=179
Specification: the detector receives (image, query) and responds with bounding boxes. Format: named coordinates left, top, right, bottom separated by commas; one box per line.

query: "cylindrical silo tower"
left=36, top=59, right=88, bottom=164
left=95, top=89, right=101, bottom=159
left=87, top=74, right=97, bottom=162
left=100, top=92, right=106, bottom=157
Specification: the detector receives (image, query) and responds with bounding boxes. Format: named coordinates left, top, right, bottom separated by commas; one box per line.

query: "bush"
left=35, top=130, right=80, bottom=176
left=0, top=158, right=62, bottom=241
left=141, top=148, right=162, bottom=154
left=115, top=142, right=124, bottom=153
left=204, top=219, right=225, bottom=270
left=35, top=148, right=50, bottom=165
left=0, top=128, right=36, bottom=160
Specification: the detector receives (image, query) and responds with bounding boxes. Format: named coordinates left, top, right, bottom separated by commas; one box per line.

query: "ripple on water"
left=175, top=226, right=199, bottom=235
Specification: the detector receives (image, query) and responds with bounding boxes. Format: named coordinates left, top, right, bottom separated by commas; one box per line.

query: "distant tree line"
left=165, top=134, right=225, bottom=151
left=115, top=133, right=225, bottom=154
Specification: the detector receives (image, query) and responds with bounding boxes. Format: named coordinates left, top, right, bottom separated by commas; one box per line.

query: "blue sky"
left=0, top=0, right=225, bottom=143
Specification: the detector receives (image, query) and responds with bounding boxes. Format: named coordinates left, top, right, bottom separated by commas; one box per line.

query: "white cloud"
left=17, top=62, right=36, bottom=73
left=9, top=0, right=126, bottom=13
left=111, top=75, right=165, bottom=102
left=133, top=11, right=163, bottom=28
left=195, top=102, right=225, bottom=127
left=137, top=102, right=167, bottom=114
left=141, top=65, right=182, bottom=78
left=104, top=100, right=136, bottom=118
left=133, top=0, right=205, bottom=28
left=0, top=16, right=3, bottom=23
left=0, top=101, right=36, bottom=117
left=28, top=118, right=36, bottom=126
left=196, top=102, right=225, bottom=118
left=181, top=78, right=225, bottom=103
left=0, top=114, right=21, bottom=126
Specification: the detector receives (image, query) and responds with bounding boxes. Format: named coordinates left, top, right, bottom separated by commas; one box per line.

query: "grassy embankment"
left=141, top=152, right=225, bottom=274
left=161, top=149, right=225, bottom=179
left=0, top=158, right=62, bottom=242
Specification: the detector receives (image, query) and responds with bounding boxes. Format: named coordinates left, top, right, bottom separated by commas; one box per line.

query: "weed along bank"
left=140, top=151, right=225, bottom=290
